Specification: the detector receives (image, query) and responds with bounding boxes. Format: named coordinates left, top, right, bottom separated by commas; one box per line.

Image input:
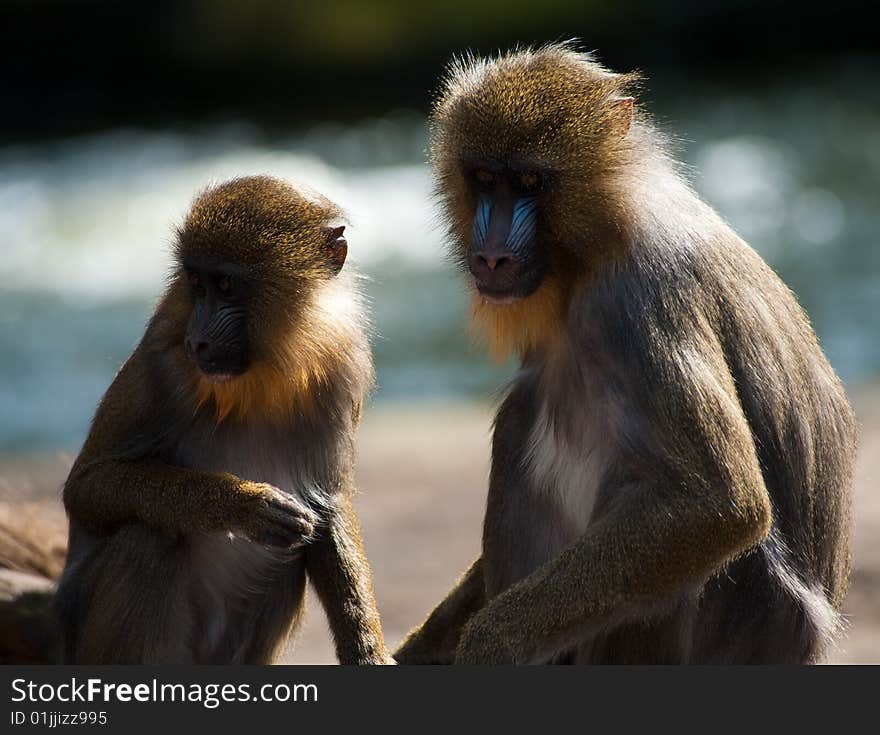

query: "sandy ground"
left=1, top=389, right=877, bottom=664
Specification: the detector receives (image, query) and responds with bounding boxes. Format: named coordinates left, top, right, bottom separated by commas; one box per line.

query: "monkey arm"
left=394, top=382, right=518, bottom=664
left=457, top=320, right=773, bottom=664
left=394, top=558, right=485, bottom=664
left=457, top=476, right=770, bottom=664
left=64, top=458, right=303, bottom=540
left=306, top=494, right=393, bottom=665
left=62, top=350, right=315, bottom=543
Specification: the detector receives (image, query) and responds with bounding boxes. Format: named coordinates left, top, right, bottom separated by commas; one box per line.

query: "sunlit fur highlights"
left=395, top=42, right=857, bottom=665
left=431, top=43, right=641, bottom=362
left=57, top=175, right=391, bottom=665
left=195, top=272, right=372, bottom=423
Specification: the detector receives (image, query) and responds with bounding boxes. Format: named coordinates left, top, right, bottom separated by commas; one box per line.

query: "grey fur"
left=482, top=157, right=855, bottom=663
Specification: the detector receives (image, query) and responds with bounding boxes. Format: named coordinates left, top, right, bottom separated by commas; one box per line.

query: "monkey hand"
left=394, top=628, right=456, bottom=665
left=454, top=608, right=519, bottom=665
left=363, top=652, right=397, bottom=665
left=236, top=482, right=318, bottom=548
left=394, top=635, right=445, bottom=665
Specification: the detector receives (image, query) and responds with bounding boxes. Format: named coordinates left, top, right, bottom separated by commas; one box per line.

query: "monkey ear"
left=324, top=225, right=348, bottom=276
left=610, top=97, right=634, bottom=137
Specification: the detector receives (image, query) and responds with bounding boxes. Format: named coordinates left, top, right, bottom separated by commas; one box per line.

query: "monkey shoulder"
left=74, top=348, right=162, bottom=464
left=575, top=231, right=790, bottom=355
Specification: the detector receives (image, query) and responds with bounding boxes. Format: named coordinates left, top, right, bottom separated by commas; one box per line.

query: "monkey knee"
left=60, top=524, right=192, bottom=664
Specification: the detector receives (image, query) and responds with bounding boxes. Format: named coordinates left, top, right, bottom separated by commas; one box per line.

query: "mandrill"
left=395, top=44, right=857, bottom=664
left=56, top=175, right=393, bottom=664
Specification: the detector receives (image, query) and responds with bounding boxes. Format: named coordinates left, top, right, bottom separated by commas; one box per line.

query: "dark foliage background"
left=2, top=0, right=875, bottom=138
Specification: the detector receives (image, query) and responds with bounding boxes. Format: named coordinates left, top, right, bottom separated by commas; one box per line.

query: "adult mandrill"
left=395, top=45, right=857, bottom=664
left=56, top=175, right=393, bottom=664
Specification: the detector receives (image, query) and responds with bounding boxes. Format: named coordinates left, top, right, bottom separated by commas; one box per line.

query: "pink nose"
left=468, top=250, right=516, bottom=283
left=478, top=254, right=509, bottom=272
left=186, top=337, right=209, bottom=357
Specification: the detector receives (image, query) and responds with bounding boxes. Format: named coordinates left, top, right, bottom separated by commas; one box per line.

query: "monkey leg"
left=395, top=558, right=485, bottom=664
left=306, top=497, right=393, bottom=664
left=689, top=534, right=842, bottom=664
left=57, top=523, right=195, bottom=664
left=230, top=567, right=306, bottom=664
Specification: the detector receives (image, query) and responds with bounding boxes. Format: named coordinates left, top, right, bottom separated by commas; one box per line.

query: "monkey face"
left=170, top=177, right=354, bottom=424
left=183, top=261, right=253, bottom=381
left=181, top=231, right=348, bottom=383
left=432, top=46, right=639, bottom=312
left=179, top=223, right=348, bottom=384
left=462, top=160, right=548, bottom=303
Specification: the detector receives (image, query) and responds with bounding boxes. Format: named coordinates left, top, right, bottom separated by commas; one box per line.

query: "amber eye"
left=519, top=172, right=540, bottom=191
left=475, top=169, right=494, bottom=185
left=217, top=275, right=232, bottom=293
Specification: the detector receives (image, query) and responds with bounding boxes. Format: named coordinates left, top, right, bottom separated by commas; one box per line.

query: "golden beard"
left=194, top=276, right=371, bottom=423
left=195, top=358, right=328, bottom=423
left=469, top=278, right=568, bottom=362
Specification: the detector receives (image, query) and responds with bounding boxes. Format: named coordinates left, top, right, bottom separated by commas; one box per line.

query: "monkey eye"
left=474, top=169, right=495, bottom=186
left=518, top=172, right=541, bottom=192
left=188, top=270, right=201, bottom=288
left=217, top=275, right=233, bottom=294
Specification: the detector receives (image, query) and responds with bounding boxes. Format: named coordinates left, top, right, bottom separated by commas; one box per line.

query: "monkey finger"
left=266, top=494, right=317, bottom=521
left=264, top=492, right=319, bottom=524
left=263, top=506, right=316, bottom=539
left=249, top=516, right=311, bottom=548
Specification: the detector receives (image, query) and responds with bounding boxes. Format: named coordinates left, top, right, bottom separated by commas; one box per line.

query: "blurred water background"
left=1, top=2, right=877, bottom=452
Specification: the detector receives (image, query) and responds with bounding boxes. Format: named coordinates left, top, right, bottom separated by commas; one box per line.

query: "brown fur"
left=432, top=46, right=642, bottom=363
left=55, top=176, right=392, bottom=664
left=180, top=177, right=360, bottom=421
left=396, top=45, right=856, bottom=664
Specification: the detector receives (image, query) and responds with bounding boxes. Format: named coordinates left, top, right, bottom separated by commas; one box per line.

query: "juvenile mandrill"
left=395, top=45, right=857, bottom=664
left=56, top=175, right=392, bottom=664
